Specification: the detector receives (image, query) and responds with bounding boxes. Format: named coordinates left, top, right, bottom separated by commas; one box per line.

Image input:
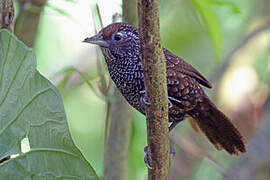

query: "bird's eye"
left=112, top=32, right=123, bottom=41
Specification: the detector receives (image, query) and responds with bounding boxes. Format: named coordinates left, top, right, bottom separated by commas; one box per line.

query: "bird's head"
left=83, top=23, right=140, bottom=61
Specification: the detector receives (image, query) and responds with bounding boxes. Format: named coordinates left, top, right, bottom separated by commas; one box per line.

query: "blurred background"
left=12, top=0, right=270, bottom=179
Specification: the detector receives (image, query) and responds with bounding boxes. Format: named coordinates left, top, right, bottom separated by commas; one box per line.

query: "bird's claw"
left=144, top=146, right=153, bottom=169
left=140, top=90, right=151, bottom=105
left=140, top=90, right=173, bottom=108
left=144, top=146, right=176, bottom=169
left=168, top=100, right=173, bottom=108
left=170, top=146, right=176, bottom=160
left=141, top=95, right=151, bottom=105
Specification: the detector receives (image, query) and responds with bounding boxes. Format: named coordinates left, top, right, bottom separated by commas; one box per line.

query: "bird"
left=83, top=22, right=246, bottom=155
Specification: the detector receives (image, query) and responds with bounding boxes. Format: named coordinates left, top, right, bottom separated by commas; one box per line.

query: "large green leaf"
left=192, top=0, right=222, bottom=61
left=208, top=0, right=240, bottom=14
left=0, top=29, right=98, bottom=180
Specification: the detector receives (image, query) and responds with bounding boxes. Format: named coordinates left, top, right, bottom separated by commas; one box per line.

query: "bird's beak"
left=83, top=33, right=109, bottom=47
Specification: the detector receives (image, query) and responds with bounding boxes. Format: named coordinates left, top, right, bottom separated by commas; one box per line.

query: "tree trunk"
left=138, top=0, right=170, bottom=179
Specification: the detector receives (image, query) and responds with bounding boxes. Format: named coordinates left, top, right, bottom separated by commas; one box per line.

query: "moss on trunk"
left=138, top=0, right=170, bottom=179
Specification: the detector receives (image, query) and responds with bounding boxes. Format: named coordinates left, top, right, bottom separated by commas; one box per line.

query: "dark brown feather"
left=165, top=49, right=212, bottom=88
left=188, top=96, right=246, bottom=154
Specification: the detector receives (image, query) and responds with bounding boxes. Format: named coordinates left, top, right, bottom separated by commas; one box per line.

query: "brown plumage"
left=84, top=22, right=246, bottom=155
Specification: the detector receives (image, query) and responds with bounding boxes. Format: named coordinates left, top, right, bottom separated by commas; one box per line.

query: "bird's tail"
left=188, top=96, right=246, bottom=155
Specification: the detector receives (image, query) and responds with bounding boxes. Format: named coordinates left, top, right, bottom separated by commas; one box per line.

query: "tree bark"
left=0, top=0, right=14, bottom=31
left=103, top=1, right=137, bottom=180
left=14, top=0, right=48, bottom=47
left=138, top=1, right=170, bottom=179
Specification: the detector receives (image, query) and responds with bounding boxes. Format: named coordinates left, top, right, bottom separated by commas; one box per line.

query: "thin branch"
left=91, top=9, right=108, bottom=96
left=138, top=0, right=170, bottom=179
left=56, top=67, right=105, bottom=100
left=95, top=4, right=103, bottom=28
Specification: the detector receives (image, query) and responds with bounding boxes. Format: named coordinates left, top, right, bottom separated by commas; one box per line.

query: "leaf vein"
left=0, top=34, right=12, bottom=91
left=0, top=87, right=51, bottom=136
left=0, top=50, right=30, bottom=106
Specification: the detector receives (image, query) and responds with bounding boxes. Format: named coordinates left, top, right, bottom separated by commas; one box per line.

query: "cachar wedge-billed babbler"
left=83, top=22, right=246, bottom=155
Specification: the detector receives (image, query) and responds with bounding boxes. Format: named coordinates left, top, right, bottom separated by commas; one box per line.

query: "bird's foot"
left=168, top=99, right=173, bottom=108
left=140, top=90, right=174, bottom=108
left=144, top=145, right=176, bottom=169
left=140, top=90, right=151, bottom=105
left=144, top=146, right=153, bottom=169
left=140, top=95, right=151, bottom=105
